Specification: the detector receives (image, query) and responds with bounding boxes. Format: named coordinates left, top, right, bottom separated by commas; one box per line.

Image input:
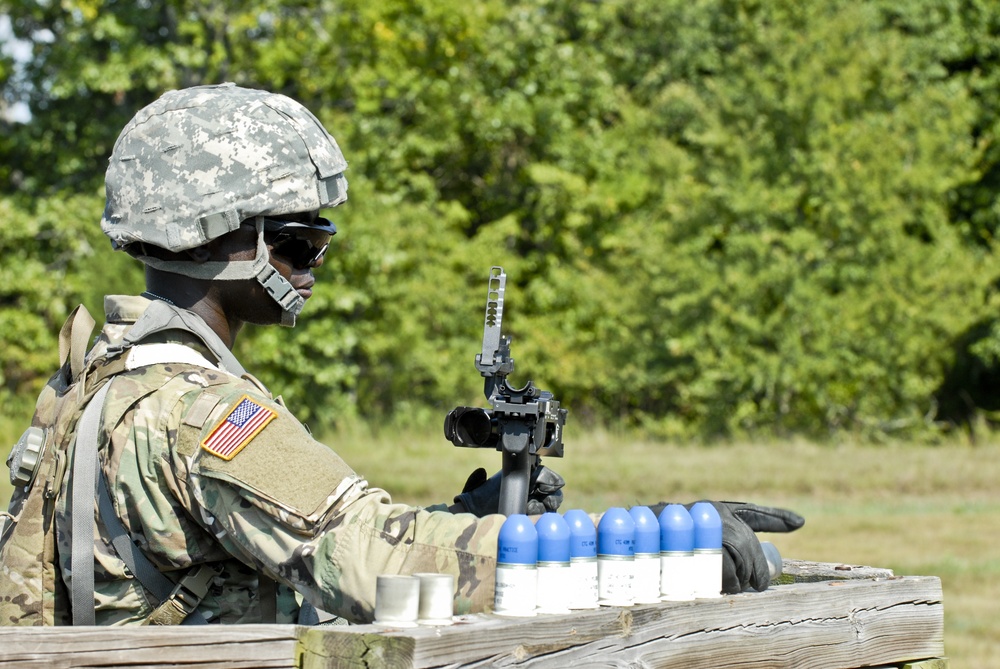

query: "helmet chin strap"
left=133, top=217, right=305, bottom=327
left=255, top=259, right=305, bottom=327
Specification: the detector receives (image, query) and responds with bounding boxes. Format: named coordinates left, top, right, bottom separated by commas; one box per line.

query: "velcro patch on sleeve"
left=201, top=395, right=277, bottom=460
left=182, top=391, right=223, bottom=429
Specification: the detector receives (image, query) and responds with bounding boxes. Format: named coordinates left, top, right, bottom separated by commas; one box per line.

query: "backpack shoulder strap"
left=68, top=381, right=112, bottom=626
left=69, top=343, right=223, bottom=626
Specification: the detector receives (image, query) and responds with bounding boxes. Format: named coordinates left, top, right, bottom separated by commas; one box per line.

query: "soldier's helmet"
left=101, top=82, right=348, bottom=326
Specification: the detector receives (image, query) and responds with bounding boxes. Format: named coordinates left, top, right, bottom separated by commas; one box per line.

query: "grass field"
left=3, top=429, right=997, bottom=667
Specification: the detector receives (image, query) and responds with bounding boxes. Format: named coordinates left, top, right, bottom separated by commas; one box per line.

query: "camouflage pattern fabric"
left=51, top=295, right=502, bottom=625
left=0, top=463, right=65, bottom=625
left=1, top=305, right=99, bottom=626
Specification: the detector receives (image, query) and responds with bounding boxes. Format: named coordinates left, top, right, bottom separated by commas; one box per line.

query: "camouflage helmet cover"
left=102, top=82, right=348, bottom=252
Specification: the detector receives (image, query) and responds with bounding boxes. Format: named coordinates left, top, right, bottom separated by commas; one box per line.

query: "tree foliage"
left=2, top=0, right=998, bottom=440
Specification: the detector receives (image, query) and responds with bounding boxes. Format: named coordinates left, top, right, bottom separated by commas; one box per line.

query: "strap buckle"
left=145, top=564, right=218, bottom=626
left=169, top=568, right=213, bottom=612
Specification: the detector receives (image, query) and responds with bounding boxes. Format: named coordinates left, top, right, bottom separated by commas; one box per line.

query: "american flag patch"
left=201, top=396, right=276, bottom=460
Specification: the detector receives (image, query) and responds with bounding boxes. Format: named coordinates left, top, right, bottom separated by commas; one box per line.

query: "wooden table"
left=0, top=560, right=946, bottom=669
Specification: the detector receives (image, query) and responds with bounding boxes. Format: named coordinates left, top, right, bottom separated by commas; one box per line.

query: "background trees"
left=2, top=0, right=997, bottom=440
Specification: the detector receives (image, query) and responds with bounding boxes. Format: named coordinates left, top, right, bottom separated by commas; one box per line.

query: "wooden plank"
left=0, top=573, right=944, bottom=669
left=298, top=627, right=416, bottom=669
left=780, top=559, right=895, bottom=584
left=300, top=609, right=630, bottom=669
left=605, top=577, right=943, bottom=669
left=303, top=575, right=943, bottom=669
left=0, top=624, right=300, bottom=668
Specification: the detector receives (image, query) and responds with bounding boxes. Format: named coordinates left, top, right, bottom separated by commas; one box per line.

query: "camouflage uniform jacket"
left=56, top=295, right=502, bottom=625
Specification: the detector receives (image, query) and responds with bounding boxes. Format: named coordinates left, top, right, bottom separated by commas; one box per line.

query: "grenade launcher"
left=443, top=266, right=567, bottom=515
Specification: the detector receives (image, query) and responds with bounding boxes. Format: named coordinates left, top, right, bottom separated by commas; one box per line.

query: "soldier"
left=2, top=83, right=802, bottom=626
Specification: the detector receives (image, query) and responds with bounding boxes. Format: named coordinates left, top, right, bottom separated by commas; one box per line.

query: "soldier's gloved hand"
left=649, top=500, right=804, bottom=594
left=453, top=464, right=565, bottom=516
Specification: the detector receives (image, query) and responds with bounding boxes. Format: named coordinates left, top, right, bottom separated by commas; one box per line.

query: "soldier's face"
left=204, top=212, right=324, bottom=326
left=261, top=211, right=327, bottom=305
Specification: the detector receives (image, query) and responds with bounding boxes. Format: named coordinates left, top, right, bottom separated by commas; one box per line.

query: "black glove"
left=650, top=500, right=804, bottom=594
left=454, top=464, right=565, bottom=516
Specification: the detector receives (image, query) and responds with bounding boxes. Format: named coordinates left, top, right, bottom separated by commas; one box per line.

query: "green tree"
left=1, top=0, right=997, bottom=440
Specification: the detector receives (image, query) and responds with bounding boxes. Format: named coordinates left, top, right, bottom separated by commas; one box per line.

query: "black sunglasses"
left=261, top=217, right=337, bottom=269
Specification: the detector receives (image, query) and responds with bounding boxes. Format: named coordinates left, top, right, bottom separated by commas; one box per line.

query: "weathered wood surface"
left=307, top=575, right=943, bottom=669
left=780, top=558, right=895, bottom=584
left=0, top=624, right=301, bottom=668
left=0, top=561, right=945, bottom=669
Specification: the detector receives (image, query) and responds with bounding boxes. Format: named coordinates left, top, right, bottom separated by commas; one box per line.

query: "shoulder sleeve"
left=179, top=385, right=359, bottom=527
left=173, top=385, right=502, bottom=623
